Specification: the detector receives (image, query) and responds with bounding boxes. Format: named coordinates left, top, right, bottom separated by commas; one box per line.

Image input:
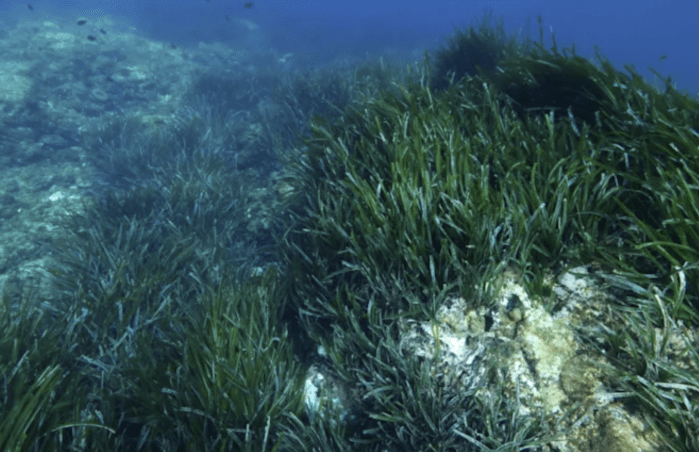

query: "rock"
left=392, top=266, right=669, bottom=451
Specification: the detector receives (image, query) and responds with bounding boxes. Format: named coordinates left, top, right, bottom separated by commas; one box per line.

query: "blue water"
left=2, top=0, right=697, bottom=95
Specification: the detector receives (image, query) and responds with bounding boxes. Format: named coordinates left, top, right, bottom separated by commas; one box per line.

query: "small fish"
left=99, top=28, right=107, bottom=34
left=658, top=55, right=667, bottom=61
left=244, top=2, right=253, bottom=8
left=77, top=19, right=87, bottom=25
left=27, top=4, right=33, bottom=11
left=87, top=35, right=96, bottom=41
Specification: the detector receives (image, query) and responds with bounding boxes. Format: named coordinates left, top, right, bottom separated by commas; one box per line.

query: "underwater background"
left=0, top=0, right=697, bottom=451
left=1, top=0, right=698, bottom=95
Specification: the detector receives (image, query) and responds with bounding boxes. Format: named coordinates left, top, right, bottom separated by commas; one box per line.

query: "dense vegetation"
left=1, top=15, right=697, bottom=451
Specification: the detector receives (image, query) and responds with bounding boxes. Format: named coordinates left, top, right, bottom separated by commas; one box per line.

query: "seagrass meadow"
left=0, top=16, right=697, bottom=452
